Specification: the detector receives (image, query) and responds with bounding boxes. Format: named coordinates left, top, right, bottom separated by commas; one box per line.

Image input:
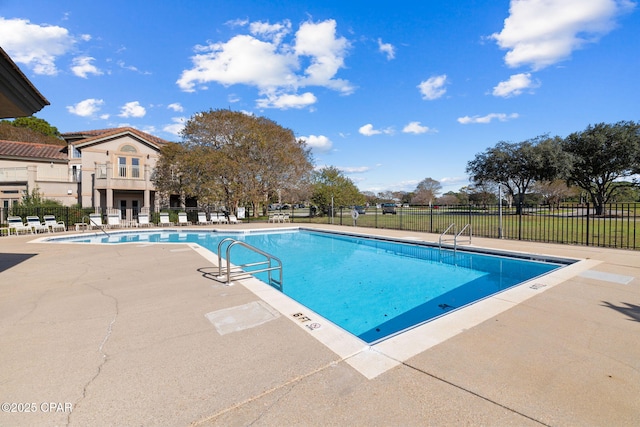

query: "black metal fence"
left=2, top=203, right=638, bottom=250
left=294, top=203, right=640, bottom=251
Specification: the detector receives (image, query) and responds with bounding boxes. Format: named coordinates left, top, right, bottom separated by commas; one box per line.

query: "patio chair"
left=210, top=212, right=227, bottom=224
left=268, top=213, right=281, bottom=223
left=43, top=215, right=66, bottom=232
left=88, top=213, right=104, bottom=229
left=7, top=216, right=32, bottom=235
left=107, top=213, right=121, bottom=228
left=177, top=212, right=192, bottom=226
left=159, top=212, right=174, bottom=226
left=197, top=212, right=212, bottom=225
left=228, top=214, right=240, bottom=224
left=27, top=216, right=49, bottom=233
left=136, top=213, right=152, bottom=227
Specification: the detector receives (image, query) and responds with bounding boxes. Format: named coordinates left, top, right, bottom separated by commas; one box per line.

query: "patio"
left=0, top=224, right=638, bottom=426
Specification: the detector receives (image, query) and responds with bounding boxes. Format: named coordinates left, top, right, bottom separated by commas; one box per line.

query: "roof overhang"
left=0, top=46, right=50, bottom=119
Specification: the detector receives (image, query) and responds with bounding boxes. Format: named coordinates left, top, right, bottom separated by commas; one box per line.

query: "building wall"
left=77, top=135, right=161, bottom=210
left=0, top=158, right=78, bottom=207
left=1, top=132, right=163, bottom=210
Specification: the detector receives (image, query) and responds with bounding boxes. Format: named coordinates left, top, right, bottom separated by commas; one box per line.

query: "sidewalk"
left=0, top=225, right=638, bottom=426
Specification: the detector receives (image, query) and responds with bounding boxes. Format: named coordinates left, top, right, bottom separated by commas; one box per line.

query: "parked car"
left=354, top=206, right=366, bottom=214
left=381, top=203, right=396, bottom=214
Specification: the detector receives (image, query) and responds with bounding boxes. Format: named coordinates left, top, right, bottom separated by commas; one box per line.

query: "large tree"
left=562, top=121, right=640, bottom=215
left=161, top=109, right=313, bottom=215
left=466, top=135, right=570, bottom=213
left=411, top=177, right=441, bottom=205
left=310, top=166, right=364, bottom=213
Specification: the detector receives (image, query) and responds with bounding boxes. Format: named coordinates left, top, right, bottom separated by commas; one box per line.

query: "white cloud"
left=492, top=72, right=540, bottom=97
left=66, top=98, right=104, bottom=117
left=300, top=134, right=333, bottom=153
left=256, top=91, right=317, bottom=109
left=71, top=56, right=103, bottom=78
left=162, top=117, right=186, bottom=136
left=491, top=0, right=635, bottom=70
left=418, top=74, right=448, bottom=100
left=339, top=166, right=370, bottom=173
left=402, top=121, right=434, bottom=134
left=249, top=20, right=292, bottom=44
left=457, top=113, right=519, bottom=124
left=359, top=124, right=378, bottom=136
left=118, top=101, right=146, bottom=118
left=358, top=123, right=394, bottom=136
left=0, top=17, right=77, bottom=75
left=177, top=19, right=352, bottom=109
left=377, top=38, right=395, bottom=60
left=167, top=103, right=184, bottom=112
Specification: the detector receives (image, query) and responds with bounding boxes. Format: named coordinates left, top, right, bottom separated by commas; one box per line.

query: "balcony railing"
left=95, top=164, right=142, bottom=180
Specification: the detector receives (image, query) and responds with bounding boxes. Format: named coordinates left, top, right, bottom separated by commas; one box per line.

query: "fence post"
left=518, top=201, right=523, bottom=240
left=586, top=202, right=590, bottom=247
left=429, top=207, right=433, bottom=233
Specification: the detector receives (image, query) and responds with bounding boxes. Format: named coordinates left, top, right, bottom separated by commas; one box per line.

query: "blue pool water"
left=52, top=229, right=566, bottom=343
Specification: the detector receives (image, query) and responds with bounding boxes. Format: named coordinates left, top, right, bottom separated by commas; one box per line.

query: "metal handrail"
left=455, top=224, right=472, bottom=245
left=217, top=238, right=283, bottom=290
left=439, top=223, right=456, bottom=249
left=439, top=223, right=471, bottom=253
left=83, top=215, right=108, bottom=236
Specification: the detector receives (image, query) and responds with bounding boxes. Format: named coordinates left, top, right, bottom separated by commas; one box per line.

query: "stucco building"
left=0, top=127, right=170, bottom=217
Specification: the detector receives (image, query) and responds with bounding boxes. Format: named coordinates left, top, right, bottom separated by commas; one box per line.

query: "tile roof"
left=62, top=127, right=170, bottom=147
left=0, top=139, right=67, bottom=161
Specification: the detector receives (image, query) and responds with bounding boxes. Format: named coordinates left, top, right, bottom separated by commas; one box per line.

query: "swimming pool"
left=50, top=228, right=570, bottom=344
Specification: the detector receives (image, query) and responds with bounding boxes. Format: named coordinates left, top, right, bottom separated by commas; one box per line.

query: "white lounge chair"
left=228, top=214, right=239, bottom=224
left=208, top=213, right=223, bottom=224
left=197, top=212, right=212, bottom=225
left=27, top=216, right=49, bottom=233
left=268, top=213, right=280, bottom=223
left=159, top=212, right=174, bottom=226
left=88, top=213, right=103, bottom=229
left=43, top=215, right=66, bottom=232
left=107, top=213, right=121, bottom=228
left=177, top=212, right=192, bottom=226
left=7, top=216, right=32, bottom=235
left=136, top=213, right=152, bottom=227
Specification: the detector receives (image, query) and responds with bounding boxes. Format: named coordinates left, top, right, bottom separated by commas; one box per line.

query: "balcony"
left=94, top=163, right=148, bottom=190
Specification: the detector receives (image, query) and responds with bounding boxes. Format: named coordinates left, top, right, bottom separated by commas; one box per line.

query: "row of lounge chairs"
left=85, top=212, right=240, bottom=229
left=2, top=212, right=241, bottom=235
left=268, top=213, right=291, bottom=223
left=157, top=212, right=239, bottom=226
left=3, top=215, right=66, bottom=235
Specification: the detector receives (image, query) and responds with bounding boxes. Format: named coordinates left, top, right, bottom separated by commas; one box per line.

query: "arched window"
left=120, top=144, right=137, bottom=153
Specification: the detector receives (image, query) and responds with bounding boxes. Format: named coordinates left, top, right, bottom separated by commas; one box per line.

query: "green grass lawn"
left=298, top=206, right=640, bottom=250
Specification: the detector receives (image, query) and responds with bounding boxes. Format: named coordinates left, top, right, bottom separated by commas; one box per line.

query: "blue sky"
left=1, top=0, right=638, bottom=194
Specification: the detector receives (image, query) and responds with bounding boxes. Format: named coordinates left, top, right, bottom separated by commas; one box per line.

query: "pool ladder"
left=439, top=223, right=472, bottom=253
left=216, top=238, right=283, bottom=290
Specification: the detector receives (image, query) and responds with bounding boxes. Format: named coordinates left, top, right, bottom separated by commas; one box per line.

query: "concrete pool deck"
left=0, top=223, right=638, bottom=426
